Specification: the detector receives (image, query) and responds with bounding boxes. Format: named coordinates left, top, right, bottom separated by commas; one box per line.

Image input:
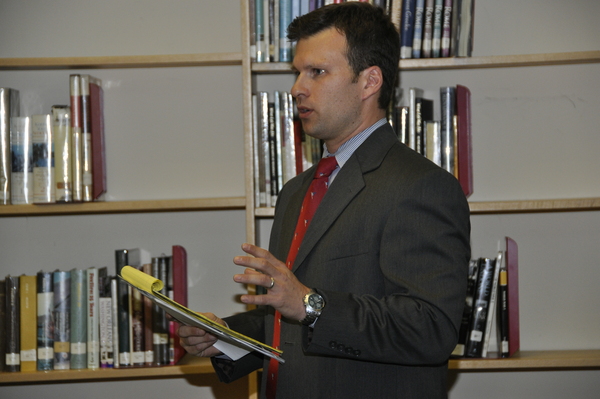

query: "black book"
left=464, top=257, right=497, bottom=358
left=115, top=249, right=131, bottom=367
left=451, top=259, right=479, bottom=357
left=151, top=255, right=170, bottom=366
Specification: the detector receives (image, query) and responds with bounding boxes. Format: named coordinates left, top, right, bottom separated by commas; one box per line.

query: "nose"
left=291, top=74, right=306, bottom=99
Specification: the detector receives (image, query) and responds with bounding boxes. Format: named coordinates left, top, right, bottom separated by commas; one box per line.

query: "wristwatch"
left=301, top=290, right=325, bottom=326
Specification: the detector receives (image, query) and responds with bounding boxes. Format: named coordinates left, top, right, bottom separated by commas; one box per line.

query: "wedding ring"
left=268, top=277, right=275, bottom=289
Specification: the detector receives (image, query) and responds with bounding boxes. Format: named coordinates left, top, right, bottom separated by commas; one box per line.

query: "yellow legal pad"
left=119, top=265, right=284, bottom=363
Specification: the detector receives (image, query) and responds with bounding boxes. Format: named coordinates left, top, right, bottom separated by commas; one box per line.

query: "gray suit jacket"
left=214, top=123, right=471, bottom=399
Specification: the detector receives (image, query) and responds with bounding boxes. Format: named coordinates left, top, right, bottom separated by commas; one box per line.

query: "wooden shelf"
left=254, top=197, right=600, bottom=217
left=0, top=197, right=246, bottom=217
left=449, top=350, right=600, bottom=371
left=0, top=355, right=213, bottom=385
left=0, top=52, right=243, bottom=70
left=251, top=50, right=600, bottom=73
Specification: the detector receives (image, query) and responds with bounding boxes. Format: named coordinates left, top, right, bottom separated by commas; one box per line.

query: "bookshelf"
left=240, top=1, right=600, bottom=398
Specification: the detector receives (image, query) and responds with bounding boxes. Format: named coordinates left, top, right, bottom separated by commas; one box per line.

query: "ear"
left=361, top=65, right=383, bottom=101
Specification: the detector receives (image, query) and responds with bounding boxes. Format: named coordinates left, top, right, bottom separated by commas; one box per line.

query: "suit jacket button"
left=337, top=344, right=345, bottom=352
left=354, top=349, right=361, bottom=357
left=329, top=341, right=337, bottom=349
left=345, top=347, right=354, bottom=355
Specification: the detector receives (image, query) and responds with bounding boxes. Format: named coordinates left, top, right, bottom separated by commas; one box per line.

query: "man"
left=179, top=3, right=470, bottom=398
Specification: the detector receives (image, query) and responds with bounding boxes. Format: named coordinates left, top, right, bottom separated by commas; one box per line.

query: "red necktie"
left=266, top=156, right=338, bottom=399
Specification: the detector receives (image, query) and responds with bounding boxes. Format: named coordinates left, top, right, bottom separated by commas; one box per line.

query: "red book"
left=505, top=236, right=520, bottom=357
left=89, top=76, right=107, bottom=200
left=170, top=245, right=188, bottom=365
left=456, top=84, right=473, bottom=197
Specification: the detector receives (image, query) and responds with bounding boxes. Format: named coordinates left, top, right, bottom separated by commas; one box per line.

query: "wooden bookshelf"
left=449, top=350, right=600, bottom=371
left=251, top=51, right=600, bottom=73
left=0, top=355, right=213, bottom=385
left=0, top=52, right=243, bottom=70
left=0, top=197, right=246, bottom=217
left=253, top=197, right=600, bottom=218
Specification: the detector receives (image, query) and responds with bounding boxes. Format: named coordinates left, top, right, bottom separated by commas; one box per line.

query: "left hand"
left=233, top=243, right=311, bottom=321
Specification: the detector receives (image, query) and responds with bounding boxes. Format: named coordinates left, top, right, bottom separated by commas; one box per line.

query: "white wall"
left=1, top=0, right=600, bottom=398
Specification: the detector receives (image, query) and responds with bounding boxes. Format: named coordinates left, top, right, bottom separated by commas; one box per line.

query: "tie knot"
left=314, top=156, right=338, bottom=179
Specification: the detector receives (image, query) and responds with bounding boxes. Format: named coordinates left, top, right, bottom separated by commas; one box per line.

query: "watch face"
left=308, top=293, right=324, bottom=310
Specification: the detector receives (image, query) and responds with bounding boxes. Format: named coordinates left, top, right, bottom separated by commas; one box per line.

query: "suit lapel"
left=291, top=124, right=398, bottom=272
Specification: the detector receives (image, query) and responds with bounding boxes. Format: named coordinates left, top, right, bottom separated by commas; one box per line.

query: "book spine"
left=440, top=86, right=456, bottom=175
left=431, top=0, right=443, bottom=57
left=151, top=256, right=170, bottom=366
left=19, top=275, right=37, bottom=372
left=279, top=0, right=292, bottom=62
left=80, top=75, right=93, bottom=202
left=424, top=121, right=441, bottom=166
left=441, top=0, right=453, bottom=57
left=452, top=259, right=479, bottom=357
left=0, top=278, right=6, bottom=370
left=258, top=92, right=271, bottom=207
left=36, top=271, right=54, bottom=370
left=400, top=0, right=416, bottom=59
left=115, top=249, right=131, bottom=367
left=482, top=252, right=502, bottom=358
left=283, top=92, right=296, bottom=184
left=421, top=0, right=435, bottom=58
left=110, top=277, right=120, bottom=368
left=53, top=270, right=71, bottom=370
left=498, top=267, right=509, bottom=357
left=506, top=237, right=520, bottom=357
left=10, top=116, right=33, bottom=204
left=5, top=276, right=20, bottom=372
left=412, top=0, right=425, bottom=58
left=465, top=257, right=496, bottom=358
left=1, top=88, right=20, bottom=204
left=408, top=87, right=424, bottom=151
left=131, top=276, right=145, bottom=367
left=142, top=263, right=154, bottom=366
left=89, top=76, right=106, bottom=200
left=32, top=114, right=55, bottom=204
left=87, top=267, right=99, bottom=369
left=98, top=270, right=114, bottom=368
left=70, top=268, right=87, bottom=369
left=455, top=84, right=473, bottom=197
left=255, top=0, right=267, bottom=62
left=51, top=105, right=73, bottom=202
left=69, top=75, right=83, bottom=202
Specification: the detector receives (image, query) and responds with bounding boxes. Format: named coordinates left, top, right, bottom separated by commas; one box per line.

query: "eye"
left=313, top=68, right=325, bottom=76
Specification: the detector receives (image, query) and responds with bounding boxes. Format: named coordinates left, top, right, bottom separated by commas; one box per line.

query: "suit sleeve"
left=303, top=167, right=471, bottom=366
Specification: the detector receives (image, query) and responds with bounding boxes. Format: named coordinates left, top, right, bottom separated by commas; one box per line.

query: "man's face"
left=291, top=27, right=366, bottom=152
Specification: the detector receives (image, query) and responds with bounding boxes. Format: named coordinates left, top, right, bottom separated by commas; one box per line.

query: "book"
left=505, top=236, right=520, bottom=357
left=51, top=105, right=73, bottom=202
left=89, top=76, right=106, bottom=200
left=0, top=279, right=5, bottom=370
left=115, top=249, right=131, bottom=367
left=141, top=263, right=154, bottom=366
left=431, top=0, right=444, bottom=57
left=1, top=88, right=20, bottom=205
left=36, top=271, right=54, bottom=370
left=151, top=255, right=170, bottom=366
left=255, top=0, right=267, bottom=62
left=256, top=92, right=271, bottom=207
left=32, top=114, right=55, bottom=204
left=482, top=251, right=502, bottom=358
left=19, top=275, right=37, bottom=372
left=98, top=271, right=114, bottom=368
left=441, top=0, right=453, bottom=57
left=80, top=75, right=93, bottom=202
left=128, top=249, right=151, bottom=367
left=451, top=259, right=479, bottom=357
left=53, top=270, right=71, bottom=370
left=412, top=0, right=426, bottom=58
left=421, top=0, right=435, bottom=58
left=279, top=0, right=293, bottom=62
left=69, top=75, right=84, bottom=202
left=5, top=276, right=20, bottom=372
left=282, top=92, right=296, bottom=184
left=415, top=97, right=434, bottom=155
left=464, top=257, right=496, bottom=358
left=424, top=120, right=442, bottom=167
left=70, top=268, right=87, bottom=369
left=440, top=86, right=456, bottom=175
left=497, top=255, right=509, bottom=358
left=110, top=277, right=120, bottom=368
left=87, top=267, right=100, bottom=369
left=455, top=0, right=475, bottom=57
left=10, top=116, right=33, bottom=204
left=455, top=84, right=473, bottom=197
left=119, top=266, right=283, bottom=364
left=170, top=245, right=188, bottom=365
left=400, top=0, right=417, bottom=59
left=407, top=88, right=424, bottom=152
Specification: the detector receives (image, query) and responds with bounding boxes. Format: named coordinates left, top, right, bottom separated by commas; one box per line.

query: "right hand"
left=177, top=313, right=226, bottom=358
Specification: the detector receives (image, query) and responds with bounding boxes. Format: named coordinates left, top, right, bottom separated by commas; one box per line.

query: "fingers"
left=176, top=314, right=226, bottom=358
